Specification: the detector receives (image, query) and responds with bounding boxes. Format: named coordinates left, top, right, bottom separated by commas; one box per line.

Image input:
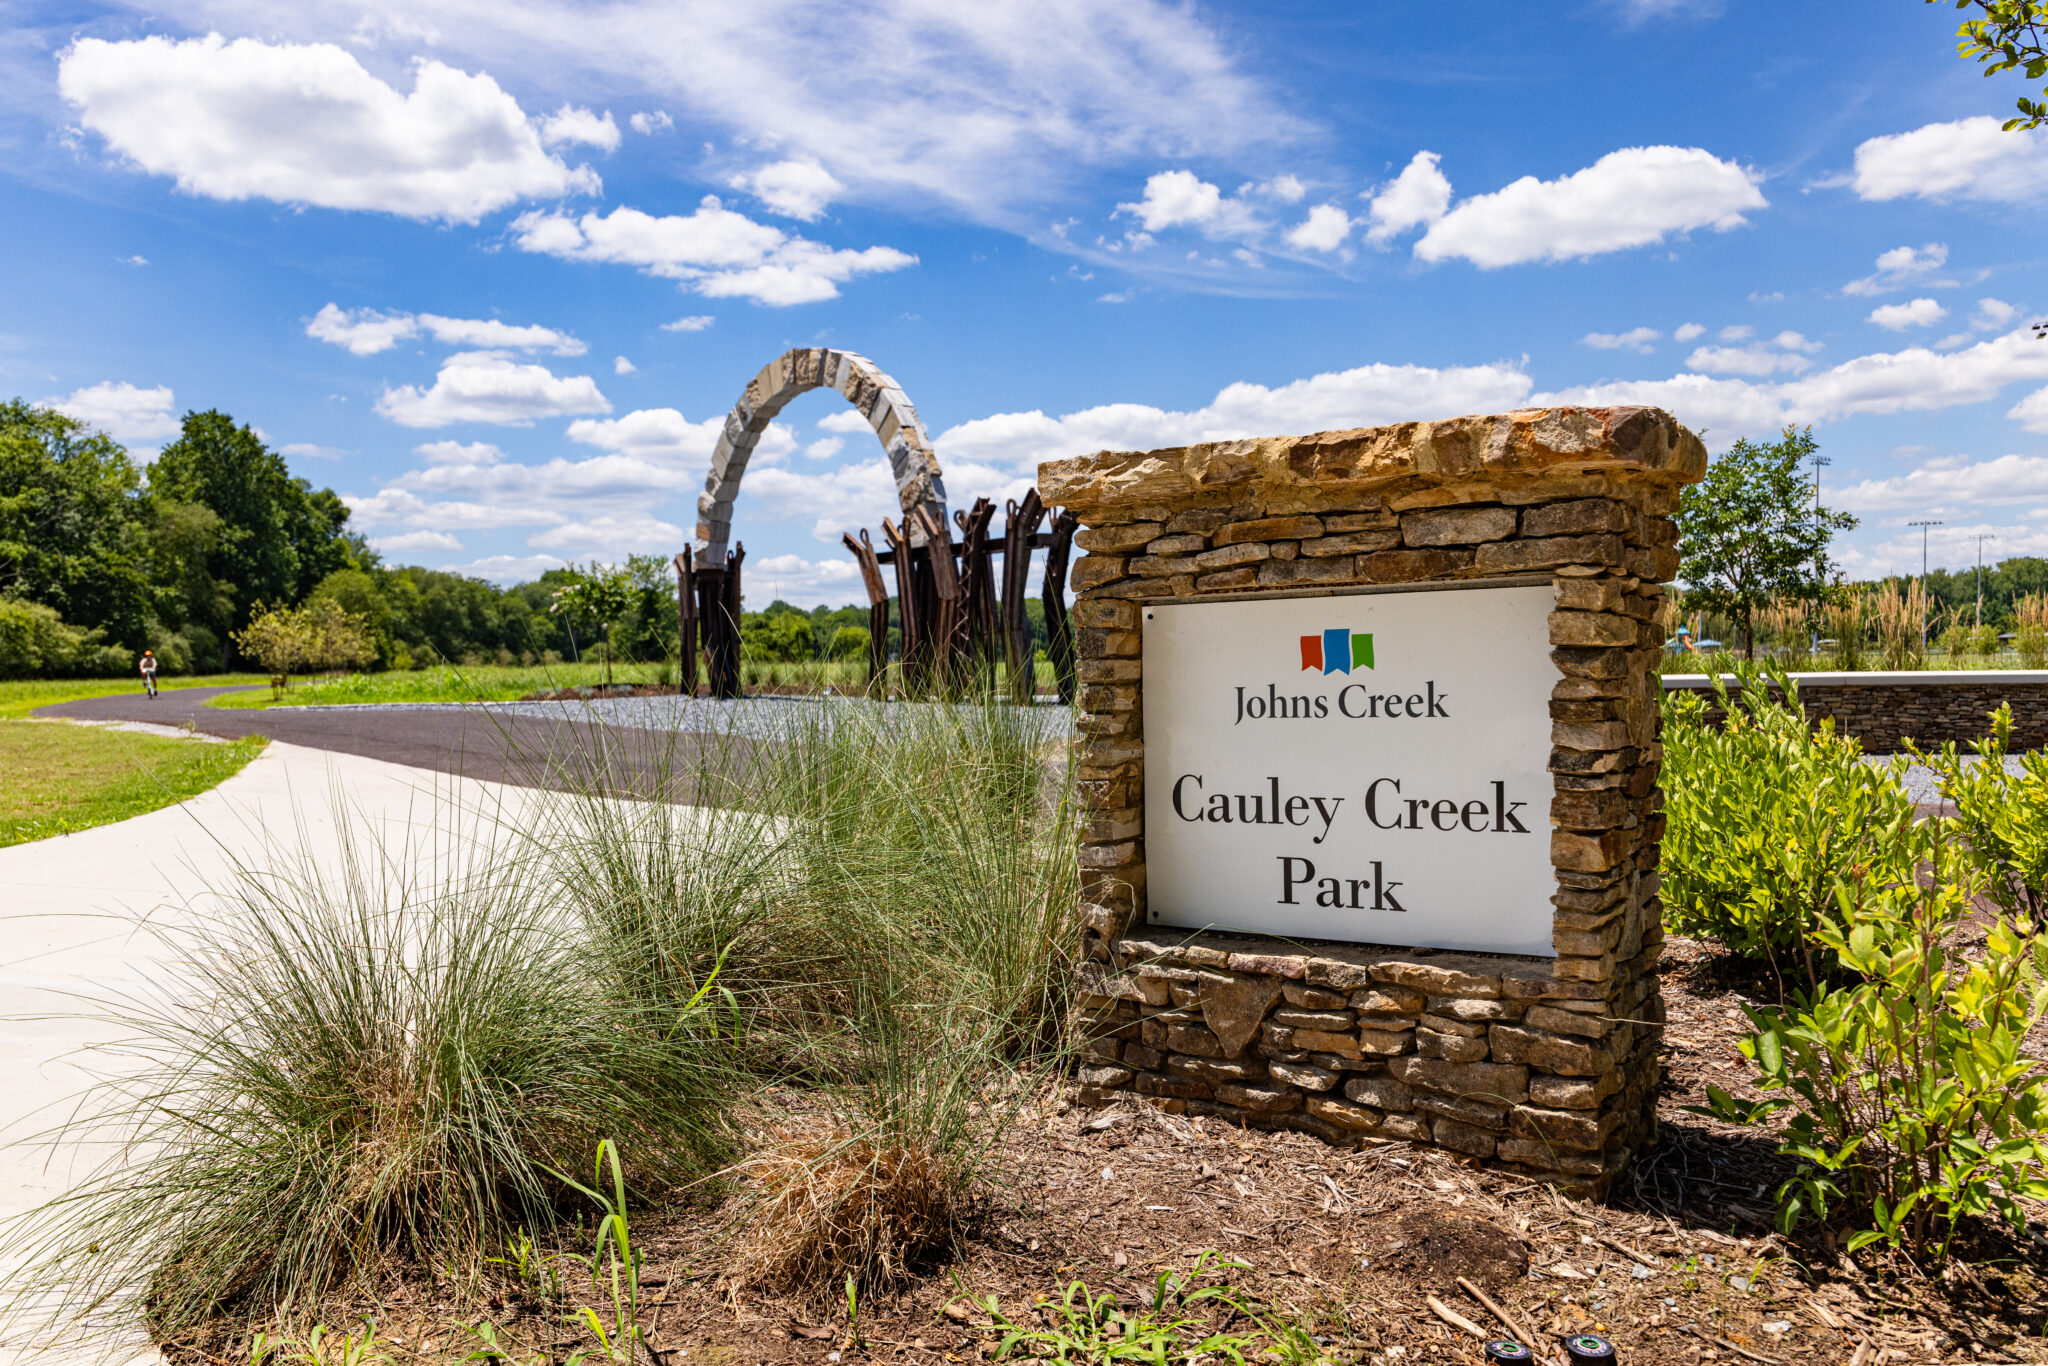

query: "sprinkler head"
left=1562, top=1332, right=1616, bottom=1363
left=1483, top=1342, right=1533, bottom=1365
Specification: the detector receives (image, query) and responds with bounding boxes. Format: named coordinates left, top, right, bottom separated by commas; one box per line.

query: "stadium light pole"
left=1976, top=533, right=1995, bottom=628
left=1908, top=519, right=1942, bottom=650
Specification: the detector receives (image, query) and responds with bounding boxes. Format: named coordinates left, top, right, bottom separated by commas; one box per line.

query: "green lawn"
left=0, top=672, right=268, bottom=720
left=0, top=721, right=267, bottom=847
left=207, top=661, right=678, bottom=708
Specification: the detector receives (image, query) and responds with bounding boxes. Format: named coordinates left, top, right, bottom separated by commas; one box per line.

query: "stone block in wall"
left=1475, top=534, right=1624, bottom=574
left=1215, top=514, right=1325, bottom=545
left=1076, top=523, right=1164, bottom=552
left=1359, top=548, right=1473, bottom=582
left=1402, top=506, right=1517, bottom=546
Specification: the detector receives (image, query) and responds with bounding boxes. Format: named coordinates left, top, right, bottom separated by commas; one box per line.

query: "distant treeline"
left=1905, top=558, right=2048, bottom=629
left=0, top=398, right=1046, bottom=678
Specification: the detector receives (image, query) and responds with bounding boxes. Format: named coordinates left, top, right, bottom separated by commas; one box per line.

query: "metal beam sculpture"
left=688, top=348, right=951, bottom=697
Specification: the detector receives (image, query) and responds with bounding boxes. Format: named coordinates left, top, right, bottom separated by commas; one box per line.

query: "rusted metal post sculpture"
left=673, top=547, right=698, bottom=696
left=954, top=497, right=999, bottom=686
left=912, top=503, right=965, bottom=694
left=695, top=546, right=744, bottom=700
left=1001, top=490, right=1047, bottom=702
left=881, top=516, right=921, bottom=692
left=1043, top=510, right=1078, bottom=704
left=842, top=529, right=891, bottom=692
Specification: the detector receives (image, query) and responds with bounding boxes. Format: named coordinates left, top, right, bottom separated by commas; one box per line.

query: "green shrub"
left=1660, top=665, right=1919, bottom=978
left=0, top=597, right=116, bottom=678
left=1697, top=828, right=2048, bottom=1259
left=1913, top=705, right=2048, bottom=922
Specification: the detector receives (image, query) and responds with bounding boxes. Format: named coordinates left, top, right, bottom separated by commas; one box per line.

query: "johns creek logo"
left=1299, top=629, right=1374, bottom=675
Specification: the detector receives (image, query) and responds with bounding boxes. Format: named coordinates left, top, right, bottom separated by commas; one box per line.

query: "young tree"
left=232, top=602, right=314, bottom=692
left=305, top=598, right=376, bottom=673
left=1676, top=427, right=1857, bottom=659
left=1930, top=0, right=2048, bottom=129
left=549, top=565, right=633, bottom=683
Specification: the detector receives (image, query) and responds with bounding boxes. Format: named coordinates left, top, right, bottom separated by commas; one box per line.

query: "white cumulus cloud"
left=415, top=440, right=504, bottom=464
left=1414, top=146, right=1765, bottom=268
left=2010, top=386, right=2048, bottom=433
left=1284, top=204, right=1352, bottom=252
left=58, top=34, right=600, bottom=222
left=46, top=380, right=180, bottom=443
left=1673, top=322, right=1705, bottom=342
left=536, top=104, right=619, bottom=151
left=374, top=351, right=611, bottom=427
left=528, top=513, right=684, bottom=554
left=1582, top=327, right=1660, bottom=353
left=1842, top=243, right=1949, bottom=297
left=629, top=110, right=673, bottom=135
left=374, top=529, right=466, bottom=553
left=1363, top=151, right=1452, bottom=246
left=1120, top=170, right=1227, bottom=232
left=1868, top=297, right=1948, bottom=331
left=1851, top=118, right=2048, bottom=204
left=731, top=157, right=844, bottom=221
left=307, top=303, right=586, bottom=356
left=933, top=360, right=1536, bottom=475
left=511, top=199, right=916, bottom=305
left=614, top=356, right=636, bottom=374
left=662, top=315, right=715, bottom=332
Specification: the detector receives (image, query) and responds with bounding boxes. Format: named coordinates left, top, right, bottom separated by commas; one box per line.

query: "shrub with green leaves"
left=1660, top=665, right=1919, bottom=978
left=1695, top=827, right=2048, bottom=1259
left=1912, top=704, right=2048, bottom=922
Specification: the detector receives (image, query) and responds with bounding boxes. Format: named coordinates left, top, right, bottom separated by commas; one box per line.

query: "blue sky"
left=4, top=0, right=2047, bottom=605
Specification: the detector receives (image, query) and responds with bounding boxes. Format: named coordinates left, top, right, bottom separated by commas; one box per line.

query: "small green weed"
left=974, top=1252, right=1323, bottom=1366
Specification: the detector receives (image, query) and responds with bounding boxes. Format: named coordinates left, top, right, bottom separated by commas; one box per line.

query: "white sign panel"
left=1142, top=583, right=1555, bottom=957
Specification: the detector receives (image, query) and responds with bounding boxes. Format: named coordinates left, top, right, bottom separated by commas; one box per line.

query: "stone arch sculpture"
left=694, top=347, right=949, bottom=563
left=678, top=346, right=1075, bottom=702
left=680, top=348, right=952, bottom=698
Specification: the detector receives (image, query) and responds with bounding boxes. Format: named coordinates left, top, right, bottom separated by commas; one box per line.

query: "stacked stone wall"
left=1662, top=674, right=2048, bottom=753
left=1038, top=407, right=1707, bottom=1194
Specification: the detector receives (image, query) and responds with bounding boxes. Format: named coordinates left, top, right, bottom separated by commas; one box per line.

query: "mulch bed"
left=169, top=937, right=2048, bottom=1366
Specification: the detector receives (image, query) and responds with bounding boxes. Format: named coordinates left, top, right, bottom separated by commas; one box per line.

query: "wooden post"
left=673, top=547, right=697, bottom=697
left=1042, top=510, right=1077, bottom=704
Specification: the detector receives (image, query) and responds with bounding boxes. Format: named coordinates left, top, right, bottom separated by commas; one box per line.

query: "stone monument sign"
left=1038, top=407, right=1707, bottom=1191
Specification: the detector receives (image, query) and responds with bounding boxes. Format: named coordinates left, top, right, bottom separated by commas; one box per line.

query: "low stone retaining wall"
left=1074, top=928, right=1660, bottom=1196
left=1662, top=671, right=2048, bottom=752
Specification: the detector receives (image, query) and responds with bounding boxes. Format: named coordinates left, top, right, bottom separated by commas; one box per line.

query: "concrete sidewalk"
left=0, top=741, right=557, bottom=1366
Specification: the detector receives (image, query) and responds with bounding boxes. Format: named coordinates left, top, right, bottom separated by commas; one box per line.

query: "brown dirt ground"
left=166, top=937, right=2048, bottom=1366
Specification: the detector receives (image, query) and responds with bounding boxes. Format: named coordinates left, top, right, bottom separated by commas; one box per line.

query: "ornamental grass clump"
left=1660, top=664, right=1919, bottom=980
left=540, top=694, right=1078, bottom=1293
left=4, top=800, right=736, bottom=1340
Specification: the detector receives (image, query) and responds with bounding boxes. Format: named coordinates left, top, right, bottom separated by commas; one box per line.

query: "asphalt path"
left=38, top=685, right=748, bottom=798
